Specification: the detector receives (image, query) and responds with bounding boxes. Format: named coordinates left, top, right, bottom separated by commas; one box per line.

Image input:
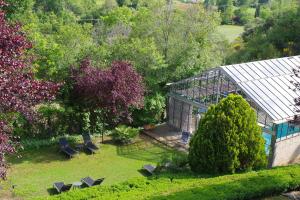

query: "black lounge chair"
left=59, top=138, right=77, bottom=158
left=81, top=176, right=104, bottom=187
left=181, top=131, right=190, bottom=144
left=82, top=133, right=99, bottom=153
left=53, top=182, right=72, bottom=193
left=143, top=164, right=156, bottom=175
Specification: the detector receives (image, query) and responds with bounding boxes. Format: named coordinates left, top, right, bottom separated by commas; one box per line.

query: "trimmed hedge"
left=20, top=134, right=106, bottom=150
left=40, top=165, right=300, bottom=200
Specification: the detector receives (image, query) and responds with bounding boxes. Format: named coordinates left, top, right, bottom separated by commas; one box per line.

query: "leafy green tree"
left=2, top=0, right=33, bottom=20
left=189, top=94, right=266, bottom=174
left=221, top=0, right=234, bottom=24
left=133, top=3, right=224, bottom=80
left=227, top=5, right=300, bottom=63
left=259, top=6, right=272, bottom=19
left=101, top=0, right=118, bottom=14
left=116, top=0, right=129, bottom=6
left=235, top=0, right=250, bottom=6
left=102, top=6, right=134, bottom=26
left=24, top=16, right=94, bottom=81
left=109, top=38, right=167, bottom=91
left=204, top=0, right=216, bottom=9
left=34, top=0, right=65, bottom=13
left=234, top=7, right=254, bottom=25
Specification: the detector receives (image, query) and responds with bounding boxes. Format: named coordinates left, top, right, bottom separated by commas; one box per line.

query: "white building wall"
left=272, top=134, right=300, bottom=166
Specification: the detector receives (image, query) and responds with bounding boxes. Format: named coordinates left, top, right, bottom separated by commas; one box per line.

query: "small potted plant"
left=142, top=117, right=156, bottom=131
left=143, top=124, right=155, bottom=130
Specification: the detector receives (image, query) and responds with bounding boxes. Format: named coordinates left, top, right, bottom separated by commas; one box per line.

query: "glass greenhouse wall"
left=167, top=69, right=272, bottom=134
left=167, top=56, right=300, bottom=165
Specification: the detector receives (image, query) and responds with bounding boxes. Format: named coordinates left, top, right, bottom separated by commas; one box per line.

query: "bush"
left=132, top=93, right=166, bottom=126
left=188, top=94, right=267, bottom=174
left=11, top=103, right=109, bottom=139
left=234, top=8, right=255, bottom=25
left=11, top=103, right=84, bottom=138
left=158, top=153, right=189, bottom=172
left=43, top=165, right=300, bottom=200
left=111, top=125, right=140, bottom=144
left=20, top=135, right=81, bottom=150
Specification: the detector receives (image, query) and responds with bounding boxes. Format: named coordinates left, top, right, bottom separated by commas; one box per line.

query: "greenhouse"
left=167, top=55, right=300, bottom=166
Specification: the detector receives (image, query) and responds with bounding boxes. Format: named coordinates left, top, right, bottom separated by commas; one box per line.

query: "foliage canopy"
left=71, top=59, right=144, bottom=126
left=0, top=0, right=59, bottom=179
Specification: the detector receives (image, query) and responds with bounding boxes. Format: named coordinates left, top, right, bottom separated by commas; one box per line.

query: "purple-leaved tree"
left=72, top=59, right=144, bottom=125
left=0, top=0, right=60, bottom=179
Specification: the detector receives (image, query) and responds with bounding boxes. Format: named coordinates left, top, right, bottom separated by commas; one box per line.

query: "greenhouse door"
left=168, top=96, right=192, bottom=132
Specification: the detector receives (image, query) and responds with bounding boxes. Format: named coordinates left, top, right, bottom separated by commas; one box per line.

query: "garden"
left=0, top=135, right=177, bottom=199
left=1, top=0, right=300, bottom=200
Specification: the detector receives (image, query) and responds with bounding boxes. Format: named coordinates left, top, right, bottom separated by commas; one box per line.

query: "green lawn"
left=217, top=25, right=245, bottom=43
left=45, top=164, right=300, bottom=200
left=0, top=136, right=175, bottom=199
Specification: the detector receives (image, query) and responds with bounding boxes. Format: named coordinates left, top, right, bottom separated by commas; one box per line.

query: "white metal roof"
left=221, top=55, right=300, bottom=123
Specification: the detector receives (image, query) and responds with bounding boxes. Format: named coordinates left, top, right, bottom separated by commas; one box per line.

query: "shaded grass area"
left=217, top=25, right=244, bottom=42
left=43, top=165, right=300, bottom=200
left=0, top=136, right=175, bottom=199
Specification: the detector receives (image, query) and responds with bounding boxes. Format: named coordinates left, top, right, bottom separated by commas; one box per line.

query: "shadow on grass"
left=47, top=188, right=58, bottom=196
left=138, top=169, right=153, bottom=177
left=147, top=171, right=295, bottom=200
left=7, top=146, right=71, bottom=164
left=116, top=139, right=175, bottom=163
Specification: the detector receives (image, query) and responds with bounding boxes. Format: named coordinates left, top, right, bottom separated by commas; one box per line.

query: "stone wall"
left=272, top=134, right=300, bottom=166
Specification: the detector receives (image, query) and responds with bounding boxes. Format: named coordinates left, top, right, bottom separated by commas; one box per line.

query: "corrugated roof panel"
left=292, top=56, right=300, bottom=64
left=237, top=64, right=255, bottom=81
left=230, top=65, right=249, bottom=82
left=288, top=56, right=300, bottom=66
left=257, top=61, right=280, bottom=77
left=221, top=55, right=300, bottom=122
left=276, top=58, right=294, bottom=73
left=238, top=82, right=281, bottom=120
left=247, top=62, right=268, bottom=78
left=258, top=79, right=294, bottom=115
left=247, top=81, right=289, bottom=118
left=243, top=63, right=261, bottom=79
left=267, top=77, right=295, bottom=104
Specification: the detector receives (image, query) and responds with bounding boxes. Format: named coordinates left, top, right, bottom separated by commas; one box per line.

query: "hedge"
left=39, top=164, right=300, bottom=200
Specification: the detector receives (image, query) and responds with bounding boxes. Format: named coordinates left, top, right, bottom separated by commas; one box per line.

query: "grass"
left=0, top=135, right=175, bottom=199
left=217, top=25, right=245, bottom=43
left=44, top=164, right=300, bottom=200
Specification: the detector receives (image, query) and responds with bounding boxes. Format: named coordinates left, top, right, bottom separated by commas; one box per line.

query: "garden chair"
left=59, top=138, right=77, bottom=158
left=53, top=182, right=72, bottom=193
left=82, top=133, right=99, bottom=153
left=143, top=164, right=156, bottom=175
left=81, top=176, right=105, bottom=187
left=181, top=131, right=190, bottom=144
